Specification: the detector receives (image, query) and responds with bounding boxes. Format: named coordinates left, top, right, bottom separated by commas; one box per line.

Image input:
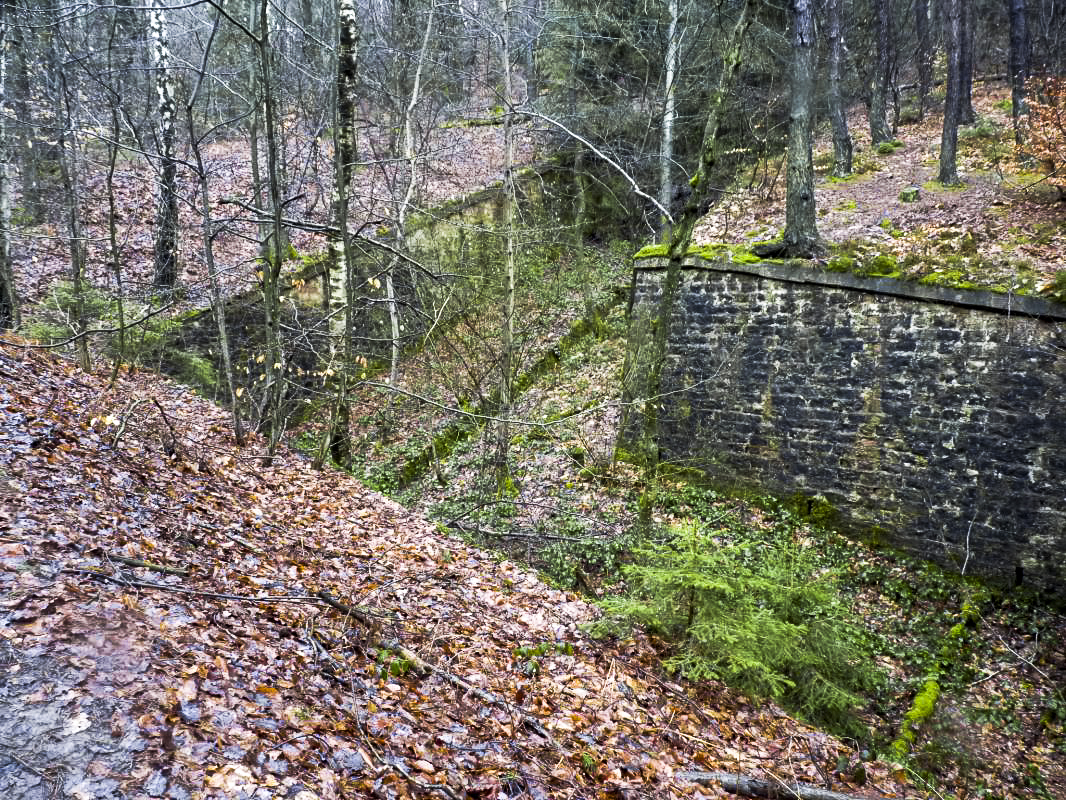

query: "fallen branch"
left=448, top=520, right=594, bottom=544
left=66, top=568, right=326, bottom=605
left=217, top=528, right=265, bottom=554
left=677, top=771, right=878, bottom=800
left=106, top=553, right=189, bottom=577
left=317, top=589, right=556, bottom=745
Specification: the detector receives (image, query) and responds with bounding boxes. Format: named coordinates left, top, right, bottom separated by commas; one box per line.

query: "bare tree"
left=150, top=0, right=179, bottom=288
left=939, top=0, right=963, bottom=185
left=782, top=0, right=819, bottom=255
left=869, top=0, right=894, bottom=144
left=0, top=0, right=21, bottom=329
left=1008, top=0, right=1029, bottom=140
left=915, top=0, right=932, bottom=119
left=495, top=0, right=517, bottom=487
left=319, top=0, right=360, bottom=469
left=826, top=0, right=852, bottom=178
left=658, top=0, right=680, bottom=234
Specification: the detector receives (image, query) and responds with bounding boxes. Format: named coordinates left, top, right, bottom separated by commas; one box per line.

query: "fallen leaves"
left=0, top=339, right=908, bottom=799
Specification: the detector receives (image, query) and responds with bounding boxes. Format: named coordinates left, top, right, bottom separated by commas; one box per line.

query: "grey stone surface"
left=622, top=259, right=1066, bottom=597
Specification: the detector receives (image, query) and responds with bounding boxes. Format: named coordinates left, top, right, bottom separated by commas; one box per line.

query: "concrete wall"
left=621, top=257, right=1066, bottom=596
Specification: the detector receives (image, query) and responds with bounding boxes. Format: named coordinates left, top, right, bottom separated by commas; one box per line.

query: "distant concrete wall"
left=621, top=257, right=1066, bottom=596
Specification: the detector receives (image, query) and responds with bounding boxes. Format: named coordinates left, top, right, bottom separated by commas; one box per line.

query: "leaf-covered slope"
left=0, top=342, right=904, bottom=799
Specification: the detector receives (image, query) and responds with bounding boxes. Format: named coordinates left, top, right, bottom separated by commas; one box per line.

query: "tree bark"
left=495, top=0, right=517, bottom=489
left=783, top=0, right=819, bottom=255
left=939, top=0, right=963, bottom=185
left=49, top=14, right=90, bottom=371
left=0, top=0, right=21, bottom=329
left=626, top=0, right=754, bottom=530
left=1008, top=0, right=1029, bottom=139
left=915, top=0, right=932, bottom=118
left=150, top=0, right=178, bottom=288
left=869, top=0, right=893, bottom=144
left=658, top=0, right=680, bottom=234
left=958, top=0, right=976, bottom=124
left=257, top=0, right=288, bottom=456
left=10, top=4, right=44, bottom=225
left=320, top=0, right=360, bottom=470
left=826, top=0, right=851, bottom=178
left=187, top=10, right=244, bottom=445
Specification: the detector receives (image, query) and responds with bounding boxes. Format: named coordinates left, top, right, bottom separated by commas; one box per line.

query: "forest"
left=1, top=0, right=1065, bottom=798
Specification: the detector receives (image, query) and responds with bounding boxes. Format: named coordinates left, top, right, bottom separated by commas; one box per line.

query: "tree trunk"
left=257, top=0, right=287, bottom=456
left=658, top=0, right=679, bottom=235
left=915, top=0, right=932, bottom=118
left=385, top=0, right=436, bottom=388
left=627, top=0, right=754, bottom=531
left=150, top=0, right=178, bottom=288
left=783, top=0, right=819, bottom=255
left=187, top=10, right=244, bottom=445
left=869, top=0, right=893, bottom=144
left=0, top=0, right=21, bottom=329
left=939, top=0, right=963, bottom=185
left=50, top=27, right=90, bottom=371
left=1008, top=0, right=1029, bottom=139
left=320, top=0, right=360, bottom=470
left=826, top=0, right=852, bottom=178
left=496, top=0, right=517, bottom=490
left=958, top=0, right=976, bottom=124
left=10, top=6, right=43, bottom=225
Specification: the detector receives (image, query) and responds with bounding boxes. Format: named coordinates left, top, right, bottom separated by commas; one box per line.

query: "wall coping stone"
left=633, top=256, right=1066, bottom=322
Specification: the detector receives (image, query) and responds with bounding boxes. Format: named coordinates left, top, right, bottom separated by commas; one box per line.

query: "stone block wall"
left=621, top=257, right=1066, bottom=596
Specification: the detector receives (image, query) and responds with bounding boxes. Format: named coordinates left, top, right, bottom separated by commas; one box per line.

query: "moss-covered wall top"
left=621, top=255, right=1066, bottom=598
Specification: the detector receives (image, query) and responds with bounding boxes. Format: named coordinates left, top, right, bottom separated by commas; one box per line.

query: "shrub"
left=594, top=520, right=880, bottom=733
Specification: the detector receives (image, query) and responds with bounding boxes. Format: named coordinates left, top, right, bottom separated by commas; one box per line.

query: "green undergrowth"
left=591, top=516, right=882, bottom=736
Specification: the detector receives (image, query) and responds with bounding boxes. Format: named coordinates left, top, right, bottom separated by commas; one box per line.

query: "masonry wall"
left=622, top=258, right=1066, bottom=596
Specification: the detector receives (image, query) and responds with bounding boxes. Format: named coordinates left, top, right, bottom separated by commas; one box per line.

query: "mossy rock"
left=859, top=254, right=899, bottom=278
left=827, top=255, right=856, bottom=273
left=899, top=187, right=920, bottom=202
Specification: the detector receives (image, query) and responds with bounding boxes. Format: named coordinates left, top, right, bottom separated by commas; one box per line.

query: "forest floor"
left=10, top=112, right=539, bottom=309
left=694, top=84, right=1066, bottom=295
left=328, top=83, right=1066, bottom=798
left=4, top=83, right=1066, bottom=800
left=0, top=339, right=907, bottom=800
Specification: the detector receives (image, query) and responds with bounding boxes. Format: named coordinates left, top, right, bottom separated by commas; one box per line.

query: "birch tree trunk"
left=658, top=0, right=679, bottom=235
left=826, top=0, right=852, bottom=178
left=495, top=0, right=517, bottom=489
left=628, top=0, right=754, bottom=531
left=0, top=0, right=21, bottom=329
left=150, top=0, right=178, bottom=288
left=319, top=0, right=360, bottom=469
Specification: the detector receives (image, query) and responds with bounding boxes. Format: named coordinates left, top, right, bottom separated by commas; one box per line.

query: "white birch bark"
left=149, top=0, right=179, bottom=287
left=495, top=0, right=516, bottom=486
left=0, top=1, right=20, bottom=328
left=658, top=0, right=679, bottom=235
